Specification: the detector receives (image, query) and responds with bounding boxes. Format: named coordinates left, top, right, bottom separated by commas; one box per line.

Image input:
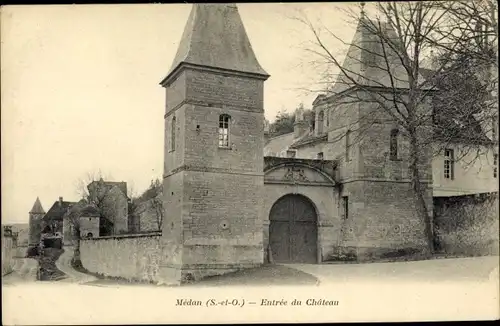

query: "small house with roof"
left=62, top=200, right=101, bottom=245
left=40, top=197, right=76, bottom=237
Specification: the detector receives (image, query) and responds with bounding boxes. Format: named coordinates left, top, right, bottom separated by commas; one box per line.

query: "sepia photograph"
left=1, top=1, right=499, bottom=324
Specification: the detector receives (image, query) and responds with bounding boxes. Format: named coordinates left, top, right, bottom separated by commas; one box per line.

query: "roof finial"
left=360, top=2, right=366, bottom=18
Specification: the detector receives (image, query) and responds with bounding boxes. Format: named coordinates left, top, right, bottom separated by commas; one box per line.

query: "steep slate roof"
left=29, top=197, right=45, bottom=214
left=330, top=15, right=429, bottom=96
left=161, top=4, right=269, bottom=84
left=42, top=200, right=76, bottom=222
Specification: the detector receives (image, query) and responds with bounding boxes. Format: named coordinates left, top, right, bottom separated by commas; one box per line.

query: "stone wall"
left=80, top=232, right=165, bottom=283
left=336, top=180, right=433, bottom=261
left=2, top=235, right=14, bottom=276
left=434, top=193, right=499, bottom=256
left=79, top=216, right=100, bottom=238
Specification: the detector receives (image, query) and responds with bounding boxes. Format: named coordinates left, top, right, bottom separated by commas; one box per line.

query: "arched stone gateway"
left=269, top=194, right=318, bottom=264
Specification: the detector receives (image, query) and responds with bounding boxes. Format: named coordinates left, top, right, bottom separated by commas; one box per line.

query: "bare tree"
left=149, top=179, right=164, bottom=231
left=430, top=0, right=497, bottom=71
left=292, top=1, right=497, bottom=255
left=74, top=169, right=112, bottom=200
left=427, top=0, right=498, bottom=166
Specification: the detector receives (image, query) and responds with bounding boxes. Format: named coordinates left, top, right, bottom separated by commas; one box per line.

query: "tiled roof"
left=329, top=17, right=430, bottom=97
left=290, top=133, right=328, bottom=149
left=433, top=115, right=493, bottom=144
left=42, top=200, right=76, bottom=222
left=419, top=67, right=493, bottom=145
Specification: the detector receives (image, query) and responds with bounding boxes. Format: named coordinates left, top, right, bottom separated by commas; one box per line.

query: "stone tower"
left=322, top=11, right=434, bottom=260
left=28, top=197, right=45, bottom=245
left=159, top=4, right=269, bottom=283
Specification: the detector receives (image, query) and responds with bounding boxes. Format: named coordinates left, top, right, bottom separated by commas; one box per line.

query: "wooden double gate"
left=269, top=194, right=318, bottom=264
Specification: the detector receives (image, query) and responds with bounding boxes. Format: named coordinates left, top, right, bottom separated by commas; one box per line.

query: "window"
left=218, top=114, right=230, bottom=147
left=345, top=130, right=352, bottom=162
left=390, top=129, right=399, bottom=160
left=317, top=111, right=324, bottom=134
left=341, top=196, right=349, bottom=219
left=494, top=154, right=498, bottom=178
left=317, top=152, right=324, bottom=160
left=286, top=150, right=296, bottom=158
left=170, top=116, right=176, bottom=152
left=444, top=149, right=454, bottom=180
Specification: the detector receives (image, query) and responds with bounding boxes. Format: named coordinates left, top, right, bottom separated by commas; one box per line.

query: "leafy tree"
left=269, top=105, right=316, bottom=137
left=270, top=110, right=295, bottom=136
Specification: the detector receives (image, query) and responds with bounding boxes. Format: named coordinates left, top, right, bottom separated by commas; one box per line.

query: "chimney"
left=294, top=105, right=309, bottom=139
left=59, top=196, right=63, bottom=206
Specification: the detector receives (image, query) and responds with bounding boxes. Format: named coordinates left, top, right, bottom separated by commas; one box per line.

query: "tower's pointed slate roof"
left=29, top=197, right=45, bottom=214
left=330, top=15, right=429, bottom=95
left=162, top=4, right=269, bottom=84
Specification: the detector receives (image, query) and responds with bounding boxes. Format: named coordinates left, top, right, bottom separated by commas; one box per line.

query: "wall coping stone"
left=81, top=231, right=162, bottom=241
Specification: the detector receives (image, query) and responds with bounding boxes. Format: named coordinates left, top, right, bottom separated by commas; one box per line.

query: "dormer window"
left=286, top=150, right=296, bottom=158
left=317, top=152, right=324, bottom=160
left=218, top=114, right=230, bottom=148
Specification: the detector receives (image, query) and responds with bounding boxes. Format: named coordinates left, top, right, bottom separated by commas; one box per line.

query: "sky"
left=1, top=3, right=360, bottom=224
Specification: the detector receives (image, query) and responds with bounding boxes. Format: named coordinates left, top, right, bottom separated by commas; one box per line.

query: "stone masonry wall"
left=162, top=66, right=266, bottom=281
left=180, top=171, right=264, bottom=280
left=434, top=193, right=499, bottom=256
left=80, top=233, right=164, bottom=283
left=338, top=180, right=432, bottom=259
left=2, top=235, right=14, bottom=276
left=135, top=199, right=162, bottom=232
left=183, top=104, right=264, bottom=173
